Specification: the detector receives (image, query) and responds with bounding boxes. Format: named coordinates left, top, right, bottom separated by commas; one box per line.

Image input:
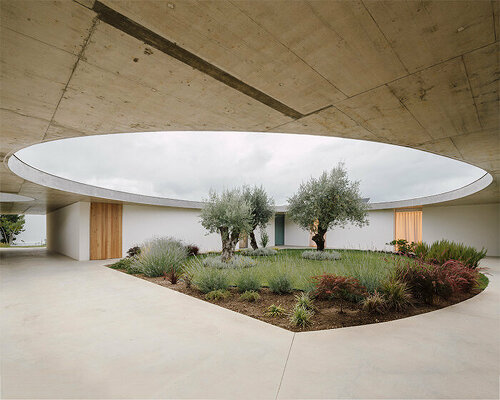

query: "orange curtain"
left=395, top=210, right=422, bottom=243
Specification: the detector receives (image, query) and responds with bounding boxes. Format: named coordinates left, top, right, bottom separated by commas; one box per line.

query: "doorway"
left=90, top=202, right=122, bottom=260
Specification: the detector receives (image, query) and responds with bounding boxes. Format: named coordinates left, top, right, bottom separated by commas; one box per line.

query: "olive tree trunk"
left=249, top=231, right=258, bottom=250
left=312, top=227, right=327, bottom=251
left=220, top=227, right=241, bottom=262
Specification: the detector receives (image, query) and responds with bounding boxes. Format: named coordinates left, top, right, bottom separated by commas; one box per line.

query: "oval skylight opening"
left=15, top=131, right=485, bottom=204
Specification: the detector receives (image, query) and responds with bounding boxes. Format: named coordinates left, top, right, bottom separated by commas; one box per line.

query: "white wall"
left=122, top=204, right=221, bottom=253
left=328, top=209, right=394, bottom=251
left=46, top=202, right=90, bottom=260
left=123, top=204, right=276, bottom=253
left=423, top=203, right=499, bottom=256
left=284, top=215, right=309, bottom=246
left=284, top=210, right=394, bottom=251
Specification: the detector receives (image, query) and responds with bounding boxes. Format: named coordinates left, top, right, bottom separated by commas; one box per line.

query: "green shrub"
left=290, top=305, right=313, bottom=328
left=413, top=242, right=429, bottom=259
left=361, top=291, right=387, bottom=314
left=294, top=292, right=314, bottom=311
left=477, top=273, right=489, bottom=291
left=388, top=239, right=415, bottom=255
left=109, top=258, right=132, bottom=270
left=240, top=291, right=260, bottom=302
left=193, top=268, right=230, bottom=293
left=259, top=228, right=269, bottom=248
left=337, top=263, right=388, bottom=294
left=265, top=304, right=286, bottom=317
left=268, top=273, right=293, bottom=294
left=242, top=247, right=277, bottom=256
left=381, top=280, right=412, bottom=311
left=205, top=289, right=231, bottom=301
left=133, top=237, right=188, bottom=281
left=424, top=239, right=486, bottom=269
left=302, top=250, right=340, bottom=261
left=202, top=255, right=257, bottom=269
left=236, top=270, right=261, bottom=293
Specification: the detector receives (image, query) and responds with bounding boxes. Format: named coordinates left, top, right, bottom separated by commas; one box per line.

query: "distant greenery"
left=0, top=214, right=25, bottom=245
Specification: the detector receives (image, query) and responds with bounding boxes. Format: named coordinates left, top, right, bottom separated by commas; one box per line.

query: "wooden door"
left=90, top=203, right=122, bottom=260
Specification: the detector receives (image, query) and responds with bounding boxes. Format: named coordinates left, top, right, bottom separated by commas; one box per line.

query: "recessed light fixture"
left=457, top=26, right=465, bottom=32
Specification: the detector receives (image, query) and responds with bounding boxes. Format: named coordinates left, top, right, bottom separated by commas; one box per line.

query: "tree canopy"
left=242, top=185, right=274, bottom=249
left=0, top=214, right=26, bottom=245
left=200, top=188, right=252, bottom=261
left=287, top=163, right=368, bottom=250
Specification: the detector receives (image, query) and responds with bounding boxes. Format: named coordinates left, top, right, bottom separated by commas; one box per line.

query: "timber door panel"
left=90, top=203, right=122, bottom=260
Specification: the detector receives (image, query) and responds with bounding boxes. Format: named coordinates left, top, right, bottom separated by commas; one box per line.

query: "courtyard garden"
left=108, top=164, right=489, bottom=331
left=109, top=243, right=488, bottom=332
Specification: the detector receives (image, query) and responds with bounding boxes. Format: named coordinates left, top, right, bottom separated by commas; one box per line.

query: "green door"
left=275, top=214, right=285, bottom=246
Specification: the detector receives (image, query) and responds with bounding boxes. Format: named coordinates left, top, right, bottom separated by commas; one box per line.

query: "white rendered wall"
left=123, top=204, right=219, bottom=253
left=328, top=209, right=394, bottom=251
left=284, top=214, right=310, bottom=247
left=423, top=203, right=499, bottom=256
left=284, top=210, right=393, bottom=251
left=122, top=205, right=276, bottom=253
left=46, top=202, right=90, bottom=260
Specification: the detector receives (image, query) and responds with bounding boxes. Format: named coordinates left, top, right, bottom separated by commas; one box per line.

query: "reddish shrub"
left=395, top=259, right=481, bottom=304
left=312, top=274, right=367, bottom=313
left=440, top=259, right=481, bottom=293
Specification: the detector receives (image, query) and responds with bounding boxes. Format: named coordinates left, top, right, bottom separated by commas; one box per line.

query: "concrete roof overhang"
left=1, top=0, right=499, bottom=214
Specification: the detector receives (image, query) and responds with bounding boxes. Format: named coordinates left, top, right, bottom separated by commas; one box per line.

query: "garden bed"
left=110, top=265, right=487, bottom=332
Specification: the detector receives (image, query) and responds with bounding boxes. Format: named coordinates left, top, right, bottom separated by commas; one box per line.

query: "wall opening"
left=275, top=214, right=285, bottom=246
left=394, top=209, right=422, bottom=243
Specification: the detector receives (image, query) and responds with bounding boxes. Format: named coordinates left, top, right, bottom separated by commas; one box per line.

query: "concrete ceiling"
left=0, top=0, right=498, bottom=214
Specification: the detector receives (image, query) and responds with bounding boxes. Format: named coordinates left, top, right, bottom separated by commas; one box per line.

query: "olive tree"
left=287, top=163, right=368, bottom=251
left=200, top=188, right=252, bottom=262
left=242, top=185, right=274, bottom=250
left=0, top=214, right=25, bottom=245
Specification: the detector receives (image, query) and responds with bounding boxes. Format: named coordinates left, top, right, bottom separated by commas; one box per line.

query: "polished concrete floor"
left=1, top=248, right=498, bottom=399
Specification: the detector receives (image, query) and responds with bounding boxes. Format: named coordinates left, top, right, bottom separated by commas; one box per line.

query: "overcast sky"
left=16, top=131, right=485, bottom=243
left=18, top=131, right=484, bottom=205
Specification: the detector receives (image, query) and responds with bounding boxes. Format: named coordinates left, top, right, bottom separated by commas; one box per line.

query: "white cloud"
left=17, top=131, right=485, bottom=204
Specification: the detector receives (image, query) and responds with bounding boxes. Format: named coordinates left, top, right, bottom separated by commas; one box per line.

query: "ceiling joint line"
left=92, top=1, right=304, bottom=120
left=41, top=16, right=100, bottom=142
